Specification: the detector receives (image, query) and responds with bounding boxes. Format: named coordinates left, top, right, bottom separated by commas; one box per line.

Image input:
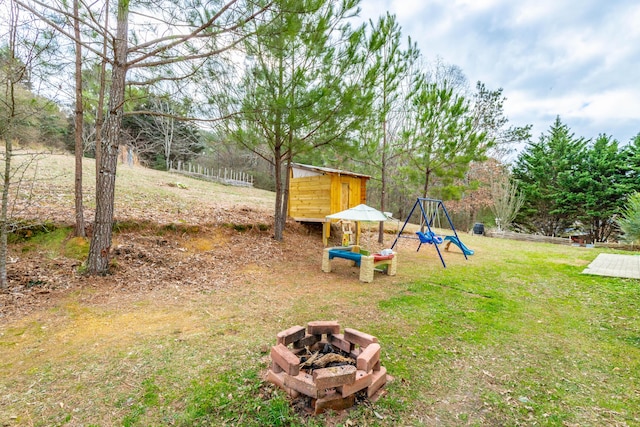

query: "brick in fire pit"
left=293, top=333, right=320, bottom=349
left=271, top=360, right=283, bottom=373
left=344, top=327, right=378, bottom=348
left=357, top=342, right=381, bottom=372
left=271, top=343, right=301, bottom=376
left=266, top=369, right=300, bottom=399
left=309, top=339, right=330, bottom=352
left=307, top=320, right=340, bottom=335
left=284, top=371, right=323, bottom=398
left=329, top=333, right=353, bottom=353
left=339, top=369, right=372, bottom=397
left=314, top=390, right=356, bottom=415
left=367, top=366, right=388, bottom=398
left=276, top=325, right=306, bottom=346
left=349, top=347, right=362, bottom=359
left=312, top=365, right=357, bottom=390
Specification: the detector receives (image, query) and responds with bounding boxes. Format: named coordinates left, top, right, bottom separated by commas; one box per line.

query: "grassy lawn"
left=0, top=154, right=639, bottom=426
left=375, top=241, right=640, bottom=426
left=3, top=235, right=638, bottom=426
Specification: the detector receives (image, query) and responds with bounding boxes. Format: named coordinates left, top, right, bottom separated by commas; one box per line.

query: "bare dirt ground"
left=0, top=154, right=280, bottom=320
left=1, top=207, right=318, bottom=320
left=0, top=153, right=397, bottom=322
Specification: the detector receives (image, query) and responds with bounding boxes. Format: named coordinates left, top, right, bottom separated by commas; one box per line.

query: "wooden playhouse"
left=287, top=163, right=370, bottom=244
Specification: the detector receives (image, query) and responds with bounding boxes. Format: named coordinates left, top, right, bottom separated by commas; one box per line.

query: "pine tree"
left=357, top=13, right=418, bottom=243
left=513, top=116, right=587, bottom=236
left=571, top=135, right=627, bottom=242
left=622, top=133, right=640, bottom=193
left=224, top=0, right=374, bottom=241
left=618, top=192, right=640, bottom=245
left=405, top=78, right=488, bottom=200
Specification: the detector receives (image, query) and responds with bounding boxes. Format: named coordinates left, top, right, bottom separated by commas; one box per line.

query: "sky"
left=358, top=0, right=640, bottom=145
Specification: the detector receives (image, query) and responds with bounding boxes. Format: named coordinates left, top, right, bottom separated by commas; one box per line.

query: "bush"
left=618, top=192, right=640, bottom=244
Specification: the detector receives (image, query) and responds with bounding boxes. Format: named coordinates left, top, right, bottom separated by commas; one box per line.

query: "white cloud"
left=359, top=0, right=391, bottom=21
left=357, top=0, right=640, bottom=143
left=508, top=0, right=566, bottom=26
left=574, top=89, right=640, bottom=122
left=504, top=86, right=640, bottom=142
left=452, top=0, right=505, bottom=13
left=389, top=0, right=428, bottom=20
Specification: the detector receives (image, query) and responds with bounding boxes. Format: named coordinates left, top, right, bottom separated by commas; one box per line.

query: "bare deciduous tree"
left=73, top=0, right=85, bottom=237
left=17, top=0, right=274, bottom=274
left=1, top=0, right=54, bottom=288
left=125, top=97, right=203, bottom=170
left=490, top=174, right=524, bottom=232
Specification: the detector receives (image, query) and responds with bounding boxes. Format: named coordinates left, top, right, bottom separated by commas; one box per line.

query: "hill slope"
left=1, top=152, right=302, bottom=318
left=11, top=152, right=276, bottom=226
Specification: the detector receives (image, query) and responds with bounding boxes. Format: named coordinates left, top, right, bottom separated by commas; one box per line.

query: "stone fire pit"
left=266, top=320, right=390, bottom=414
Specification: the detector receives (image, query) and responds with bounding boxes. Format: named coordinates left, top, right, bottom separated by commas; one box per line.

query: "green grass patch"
left=17, top=225, right=72, bottom=258
left=8, top=220, right=58, bottom=243
left=3, top=154, right=639, bottom=426
left=373, top=245, right=640, bottom=426
left=64, top=236, right=90, bottom=260
left=177, top=369, right=302, bottom=427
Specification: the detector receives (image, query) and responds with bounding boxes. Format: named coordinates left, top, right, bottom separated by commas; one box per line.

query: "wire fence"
left=170, top=160, right=254, bottom=187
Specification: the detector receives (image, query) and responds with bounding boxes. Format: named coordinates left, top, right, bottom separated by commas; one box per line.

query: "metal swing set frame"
left=390, top=198, right=468, bottom=268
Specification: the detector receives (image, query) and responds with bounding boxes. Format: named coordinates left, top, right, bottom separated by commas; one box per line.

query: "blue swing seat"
left=416, top=231, right=444, bottom=245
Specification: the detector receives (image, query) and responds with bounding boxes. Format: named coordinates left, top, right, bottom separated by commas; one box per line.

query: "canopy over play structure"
left=391, top=198, right=473, bottom=268
left=326, top=204, right=388, bottom=222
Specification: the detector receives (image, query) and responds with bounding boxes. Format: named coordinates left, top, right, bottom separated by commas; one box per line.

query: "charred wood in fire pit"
left=299, top=351, right=320, bottom=367
left=300, top=352, right=356, bottom=371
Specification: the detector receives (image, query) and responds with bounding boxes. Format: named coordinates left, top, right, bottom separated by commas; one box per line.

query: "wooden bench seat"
left=322, top=246, right=397, bottom=283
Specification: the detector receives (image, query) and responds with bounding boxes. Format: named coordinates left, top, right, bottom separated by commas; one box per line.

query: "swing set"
left=391, top=198, right=473, bottom=268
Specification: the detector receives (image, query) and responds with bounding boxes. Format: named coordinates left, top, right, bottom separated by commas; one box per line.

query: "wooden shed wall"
left=288, top=172, right=367, bottom=222
left=288, top=174, right=332, bottom=220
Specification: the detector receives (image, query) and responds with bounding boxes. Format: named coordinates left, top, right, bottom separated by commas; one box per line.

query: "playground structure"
left=338, top=220, right=356, bottom=246
left=322, top=245, right=397, bottom=283
left=324, top=204, right=390, bottom=246
left=391, top=198, right=473, bottom=268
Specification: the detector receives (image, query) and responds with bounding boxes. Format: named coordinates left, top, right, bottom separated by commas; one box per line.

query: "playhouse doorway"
left=341, top=182, right=350, bottom=210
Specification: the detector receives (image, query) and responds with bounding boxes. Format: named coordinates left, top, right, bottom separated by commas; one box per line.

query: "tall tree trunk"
left=273, top=41, right=285, bottom=242
left=420, top=169, right=431, bottom=233
left=378, top=113, right=387, bottom=244
left=423, top=169, right=431, bottom=199
left=73, top=0, right=85, bottom=237
left=281, top=152, right=291, bottom=233
left=95, top=0, right=109, bottom=177
left=273, top=145, right=285, bottom=241
left=86, top=0, right=128, bottom=275
left=0, top=137, right=11, bottom=290
left=164, top=111, right=174, bottom=170
left=0, top=1, right=18, bottom=290
left=0, top=132, right=12, bottom=290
